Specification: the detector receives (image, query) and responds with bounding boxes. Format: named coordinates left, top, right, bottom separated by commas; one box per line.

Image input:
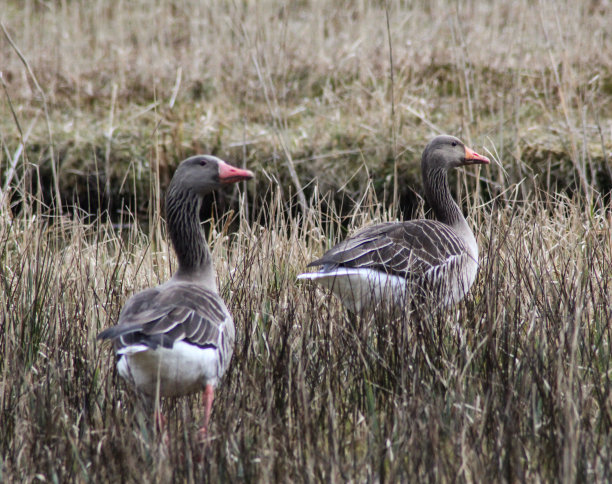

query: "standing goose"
left=98, top=155, right=253, bottom=436
left=298, top=135, right=489, bottom=313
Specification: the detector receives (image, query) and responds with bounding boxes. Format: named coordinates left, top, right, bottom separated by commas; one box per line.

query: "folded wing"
left=309, top=220, right=471, bottom=283
left=98, top=283, right=234, bottom=367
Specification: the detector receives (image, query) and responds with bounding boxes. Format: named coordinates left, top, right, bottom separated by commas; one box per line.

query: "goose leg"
left=153, top=409, right=171, bottom=448
left=143, top=394, right=168, bottom=444
left=155, top=409, right=166, bottom=433
left=198, top=384, right=215, bottom=440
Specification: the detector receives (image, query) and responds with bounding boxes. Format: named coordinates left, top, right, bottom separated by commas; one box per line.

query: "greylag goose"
left=298, top=135, right=489, bottom=313
left=98, top=155, right=253, bottom=436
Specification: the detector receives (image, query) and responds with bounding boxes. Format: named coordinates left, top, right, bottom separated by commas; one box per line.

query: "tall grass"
left=1, top=179, right=610, bottom=481
left=1, top=0, right=611, bottom=482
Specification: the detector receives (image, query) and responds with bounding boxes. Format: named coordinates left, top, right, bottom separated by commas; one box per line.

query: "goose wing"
left=308, top=220, right=470, bottom=280
left=98, top=283, right=235, bottom=359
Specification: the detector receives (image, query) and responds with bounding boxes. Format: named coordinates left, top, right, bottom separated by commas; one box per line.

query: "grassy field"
left=1, top=0, right=611, bottom=482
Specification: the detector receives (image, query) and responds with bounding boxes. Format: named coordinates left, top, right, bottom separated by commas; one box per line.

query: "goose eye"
left=451, top=141, right=457, bottom=147
left=199, top=159, right=207, bottom=166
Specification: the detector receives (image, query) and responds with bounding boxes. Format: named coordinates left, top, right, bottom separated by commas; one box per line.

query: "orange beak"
left=464, top=146, right=490, bottom=165
left=218, top=160, right=255, bottom=184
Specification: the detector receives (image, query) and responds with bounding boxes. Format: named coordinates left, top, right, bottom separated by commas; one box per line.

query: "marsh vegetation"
left=1, top=1, right=611, bottom=481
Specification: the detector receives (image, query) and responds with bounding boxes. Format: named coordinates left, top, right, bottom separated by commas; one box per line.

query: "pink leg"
left=198, top=384, right=215, bottom=440
left=154, top=409, right=166, bottom=433
left=154, top=409, right=170, bottom=446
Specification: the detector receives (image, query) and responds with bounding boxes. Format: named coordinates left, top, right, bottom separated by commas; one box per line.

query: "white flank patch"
left=117, top=344, right=149, bottom=355
left=117, top=342, right=219, bottom=397
left=298, top=268, right=409, bottom=313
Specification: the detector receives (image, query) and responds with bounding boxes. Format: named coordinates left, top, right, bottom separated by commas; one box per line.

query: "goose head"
left=422, top=135, right=490, bottom=173
left=169, top=155, right=254, bottom=197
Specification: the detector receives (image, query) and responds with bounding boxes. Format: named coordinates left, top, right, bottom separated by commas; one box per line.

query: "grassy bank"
left=2, top=0, right=611, bottom=210
left=1, top=0, right=611, bottom=482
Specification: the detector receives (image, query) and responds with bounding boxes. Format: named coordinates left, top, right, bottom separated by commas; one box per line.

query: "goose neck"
left=423, top=167, right=465, bottom=228
left=165, top=188, right=216, bottom=288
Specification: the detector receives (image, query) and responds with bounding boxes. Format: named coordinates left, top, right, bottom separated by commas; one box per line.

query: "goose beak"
left=218, top=160, right=255, bottom=184
left=464, top=146, right=490, bottom=165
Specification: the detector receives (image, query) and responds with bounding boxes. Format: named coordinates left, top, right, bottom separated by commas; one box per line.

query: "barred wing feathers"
left=98, top=283, right=234, bottom=365
left=308, top=220, right=472, bottom=283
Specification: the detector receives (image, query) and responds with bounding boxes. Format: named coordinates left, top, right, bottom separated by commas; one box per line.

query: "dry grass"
left=1, top=0, right=611, bottom=482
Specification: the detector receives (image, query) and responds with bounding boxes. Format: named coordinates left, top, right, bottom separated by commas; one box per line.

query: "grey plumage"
left=309, top=220, right=467, bottom=278
left=98, top=284, right=234, bottom=374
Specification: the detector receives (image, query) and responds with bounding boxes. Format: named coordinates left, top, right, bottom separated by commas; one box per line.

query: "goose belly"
left=117, top=342, right=220, bottom=397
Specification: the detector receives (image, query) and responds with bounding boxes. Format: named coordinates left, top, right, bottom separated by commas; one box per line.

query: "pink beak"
left=218, top=160, right=254, bottom=184
left=464, top=146, right=490, bottom=165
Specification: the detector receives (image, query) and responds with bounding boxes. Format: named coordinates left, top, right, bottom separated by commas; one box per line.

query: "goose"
left=298, top=135, right=489, bottom=314
left=98, top=155, right=253, bottom=436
